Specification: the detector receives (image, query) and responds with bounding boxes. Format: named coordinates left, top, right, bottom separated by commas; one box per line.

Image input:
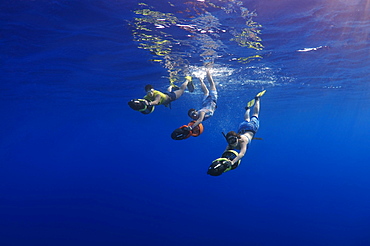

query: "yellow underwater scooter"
left=207, top=150, right=241, bottom=176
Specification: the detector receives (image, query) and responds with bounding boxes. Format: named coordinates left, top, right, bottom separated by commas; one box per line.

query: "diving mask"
left=227, top=136, right=238, bottom=145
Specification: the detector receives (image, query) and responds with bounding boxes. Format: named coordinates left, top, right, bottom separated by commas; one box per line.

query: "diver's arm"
left=148, top=94, right=161, bottom=106
left=190, top=111, right=205, bottom=129
left=231, top=140, right=247, bottom=165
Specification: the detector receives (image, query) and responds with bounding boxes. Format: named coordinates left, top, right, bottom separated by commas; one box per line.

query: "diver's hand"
left=184, top=126, right=192, bottom=132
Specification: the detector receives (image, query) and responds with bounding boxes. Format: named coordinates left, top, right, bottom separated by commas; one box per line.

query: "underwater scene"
left=1, top=0, right=370, bottom=245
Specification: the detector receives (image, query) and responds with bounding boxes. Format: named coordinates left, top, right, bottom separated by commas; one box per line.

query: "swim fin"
left=169, top=77, right=180, bottom=90
left=245, top=99, right=255, bottom=110
left=170, top=83, right=180, bottom=90
left=255, top=89, right=266, bottom=98
left=185, top=76, right=195, bottom=92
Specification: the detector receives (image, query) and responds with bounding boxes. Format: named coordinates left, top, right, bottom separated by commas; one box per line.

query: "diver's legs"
left=206, top=70, right=216, bottom=91
left=244, top=98, right=255, bottom=121
left=252, top=97, right=260, bottom=118
left=252, top=90, right=265, bottom=118
left=199, top=77, right=209, bottom=96
left=173, top=78, right=191, bottom=99
left=244, top=107, right=251, bottom=121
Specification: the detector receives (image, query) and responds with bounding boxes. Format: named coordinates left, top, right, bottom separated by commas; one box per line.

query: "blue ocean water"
left=1, top=0, right=370, bottom=245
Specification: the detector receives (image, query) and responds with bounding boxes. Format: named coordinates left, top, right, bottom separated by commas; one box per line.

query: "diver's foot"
left=168, top=82, right=180, bottom=92
left=255, top=90, right=266, bottom=99
left=204, top=61, right=214, bottom=69
left=169, top=77, right=180, bottom=91
left=185, top=76, right=195, bottom=92
left=245, top=99, right=255, bottom=110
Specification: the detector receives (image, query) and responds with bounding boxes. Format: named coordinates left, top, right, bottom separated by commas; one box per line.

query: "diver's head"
left=207, top=158, right=231, bottom=176
left=145, top=84, right=154, bottom=96
left=145, top=84, right=153, bottom=92
left=226, top=131, right=239, bottom=147
left=128, top=99, right=146, bottom=111
left=188, top=108, right=199, bottom=120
